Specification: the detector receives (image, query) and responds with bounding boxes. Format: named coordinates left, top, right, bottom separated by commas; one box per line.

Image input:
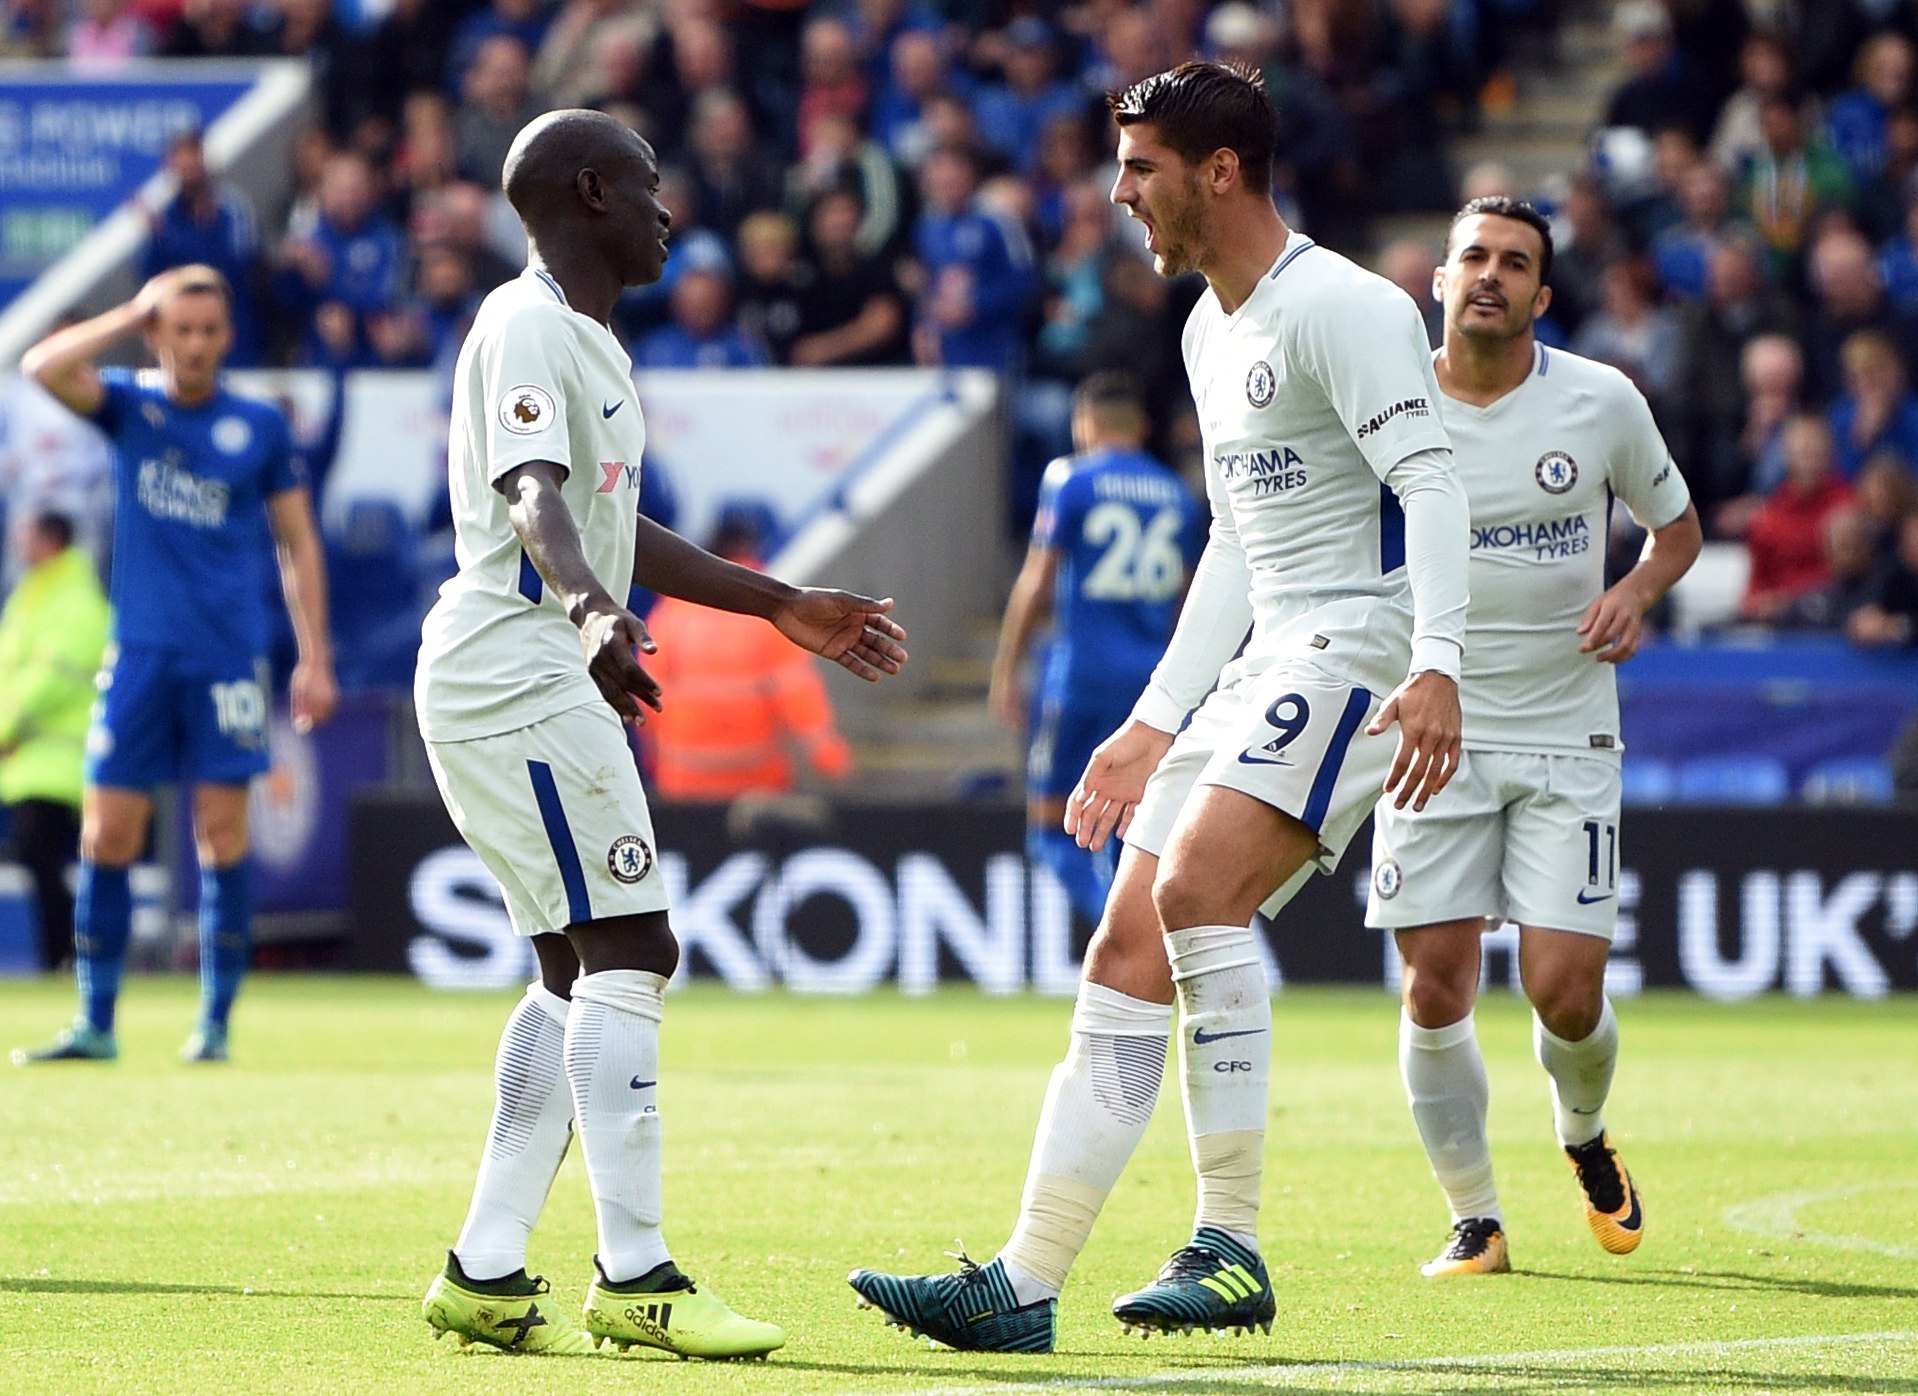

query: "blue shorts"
left=86, top=644, right=272, bottom=790
left=1028, top=690, right=1135, bottom=800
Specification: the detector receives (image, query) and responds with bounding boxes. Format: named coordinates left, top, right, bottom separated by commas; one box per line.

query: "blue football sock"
left=1032, top=826, right=1113, bottom=926
left=75, top=862, right=133, bottom=1034
left=199, top=861, right=253, bottom=1032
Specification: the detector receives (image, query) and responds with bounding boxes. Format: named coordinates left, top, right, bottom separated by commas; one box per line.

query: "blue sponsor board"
left=0, top=68, right=256, bottom=304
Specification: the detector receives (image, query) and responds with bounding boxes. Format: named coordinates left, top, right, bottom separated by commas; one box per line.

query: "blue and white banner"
left=0, top=65, right=257, bottom=304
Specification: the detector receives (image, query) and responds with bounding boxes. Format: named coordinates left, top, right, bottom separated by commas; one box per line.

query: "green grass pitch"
left=2, top=976, right=1915, bottom=1394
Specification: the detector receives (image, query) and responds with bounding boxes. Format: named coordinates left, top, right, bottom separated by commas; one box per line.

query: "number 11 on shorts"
left=1581, top=819, right=1617, bottom=892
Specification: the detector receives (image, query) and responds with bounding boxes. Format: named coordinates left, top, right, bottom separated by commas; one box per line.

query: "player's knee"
left=1150, top=862, right=1233, bottom=933
left=80, top=819, right=142, bottom=866
left=1527, top=968, right=1604, bottom=1040
left=1401, top=963, right=1477, bottom=1029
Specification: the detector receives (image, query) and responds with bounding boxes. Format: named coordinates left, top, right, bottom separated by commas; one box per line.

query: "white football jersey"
left=1442, top=342, right=1691, bottom=757
left=417, top=268, right=646, bottom=742
left=1139, top=232, right=1458, bottom=718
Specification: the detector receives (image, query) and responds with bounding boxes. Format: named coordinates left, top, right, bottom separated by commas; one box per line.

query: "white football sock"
left=1400, top=1008, right=1500, bottom=1224
left=453, top=982, right=575, bottom=1280
left=1167, top=924, right=1269, bottom=1243
left=564, top=969, right=673, bottom=1284
left=1534, top=996, right=1618, bottom=1147
left=998, top=981, right=1172, bottom=1303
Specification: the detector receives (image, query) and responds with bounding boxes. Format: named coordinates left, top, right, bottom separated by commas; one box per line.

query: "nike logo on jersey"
left=1193, top=1026, right=1265, bottom=1046
left=603, top=400, right=623, bottom=418
left=1237, top=748, right=1293, bottom=767
left=1576, top=889, right=1615, bottom=905
left=630, top=1077, right=656, bottom=1089
left=597, top=460, right=641, bottom=493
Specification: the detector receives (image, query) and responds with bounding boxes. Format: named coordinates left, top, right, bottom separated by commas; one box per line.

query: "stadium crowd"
left=0, top=0, right=1916, bottom=650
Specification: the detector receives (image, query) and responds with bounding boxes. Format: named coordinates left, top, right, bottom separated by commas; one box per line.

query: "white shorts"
left=1127, top=660, right=1392, bottom=918
left=425, top=700, right=671, bottom=937
left=1367, top=748, right=1622, bottom=939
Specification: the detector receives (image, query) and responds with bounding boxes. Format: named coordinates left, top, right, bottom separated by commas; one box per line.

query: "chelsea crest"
left=1246, top=360, right=1276, bottom=408
left=1535, top=450, right=1577, bottom=494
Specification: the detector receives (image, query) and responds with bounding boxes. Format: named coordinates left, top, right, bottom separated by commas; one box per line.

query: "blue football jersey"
left=90, top=369, right=303, bottom=659
left=1031, top=447, right=1204, bottom=699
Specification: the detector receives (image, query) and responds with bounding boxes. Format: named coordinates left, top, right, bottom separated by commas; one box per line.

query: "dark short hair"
left=1073, top=369, right=1146, bottom=415
left=1446, top=195, right=1555, bottom=284
left=1109, top=60, right=1277, bottom=197
left=30, top=512, right=75, bottom=550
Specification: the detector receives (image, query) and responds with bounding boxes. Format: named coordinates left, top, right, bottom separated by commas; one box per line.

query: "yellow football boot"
left=1566, top=1132, right=1645, bottom=1255
left=584, top=1259, right=785, bottom=1360
left=1420, top=1217, right=1511, bottom=1277
left=423, top=1251, right=598, bottom=1355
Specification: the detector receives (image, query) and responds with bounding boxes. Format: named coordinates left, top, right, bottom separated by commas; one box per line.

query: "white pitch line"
left=1724, top=1182, right=1918, bottom=1261
left=893, top=1329, right=1918, bottom=1396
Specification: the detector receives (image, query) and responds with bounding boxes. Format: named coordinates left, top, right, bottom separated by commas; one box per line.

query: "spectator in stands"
left=1878, top=194, right=1918, bottom=311
left=1653, top=159, right=1740, bottom=300
left=1856, top=453, right=1918, bottom=552
left=392, top=92, right=459, bottom=219
left=617, top=166, right=734, bottom=340
left=1378, top=237, right=1444, bottom=348
left=633, top=268, right=769, bottom=370
left=910, top=144, right=1034, bottom=373
left=359, top=0, right=457, bottom=130
left=641, top=514, right=853, bottom=801
left=1547, top=174, right=1625, bottom=339
left=1711, top=30, right=1805, bottom=177
left=872, top=28, right=953, bottom=168
left=444, top=0, right=548, bottom=97
left=1034, top=180, right=1119, bottom=380
left=366, top=244, right=479, bottom=371
left=141, top=128, right=262, bottom=367
left=974, top=18, right=1083, bottom=177
left=1573, top=258, right=1682, bottom=408
left=1848, top=511, right=1918, bottom=646
left=412, top=182, right=519, bottom=294
left=1086, top=6, right=1169, bottom=102
left=1826, top=32, right=1914, bottom=184
left=163, top=0, right=271, bottom=58
left=1829, top=330, right=1918, bottom=479
left=797, top=15, right=870, bottom=161
left=790, top=188, right=908, bottom=367
left=735, top=212, right=809, bottom=366
left=67, top=0, right=151, bottom=70
left=534, top=0, right=654, bottom=112
left=0, top=512, right=109, bottom=972
left=787, top=109, right=903, bottom=258
left=276, top=151, right=406, bottom=364
left=1784, top=508, right=1881, bottom=630
left=1740, top=93, right=1854, bottom=287
left=1743, top=412, right=1856, bottom=621
left=454, top=36, right=539, bottom=188
left=688, top=89, right=788, bottom=245
left=1717, top=333, right=1806, bottom=536
left=642, top=17, right=736, bottom=164
left=1803, top=228, right=1911, bottom=404
left=1673, top=238, right=1798, bottom=505
left=1604, top=1, right=1716, bottom=146
left=1030, top=108, right=1103, bottom=248
left=0, top=362, right=114, bottom=575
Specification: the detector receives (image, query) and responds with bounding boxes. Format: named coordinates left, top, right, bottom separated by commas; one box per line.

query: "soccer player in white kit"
left=849, top=62, right=1471, bottom=1350
left=1367, top=198, right=1701, bottom=1277
left=414, top=110, right=908, bottom=1359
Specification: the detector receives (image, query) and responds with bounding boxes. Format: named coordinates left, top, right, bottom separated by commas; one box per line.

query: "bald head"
left=502, top=108, right=672, bottom=294
left=503, top=109, right=652, bottom=224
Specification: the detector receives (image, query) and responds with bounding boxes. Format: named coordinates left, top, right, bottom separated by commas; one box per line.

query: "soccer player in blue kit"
left=989, top=372, right=1203, bottom=925
left=14, top=265, right=337, bottom=1064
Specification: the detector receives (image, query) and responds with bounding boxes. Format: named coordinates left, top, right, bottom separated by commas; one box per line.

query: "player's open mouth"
left=1467, top=292, right=1504, bottom=311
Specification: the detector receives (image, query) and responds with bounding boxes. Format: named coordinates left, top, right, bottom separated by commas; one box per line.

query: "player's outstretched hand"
left=1367, top=670, right=1461, bottom=812
left=773, top=590, right=908, bottom=682
left=289, top=660, right=339, bottom=734
left=1578, top=579, right=1651, bottom=664
left=1065, top=720, right=1175, bottom=852
left=578, top=602, right=664, bottom=723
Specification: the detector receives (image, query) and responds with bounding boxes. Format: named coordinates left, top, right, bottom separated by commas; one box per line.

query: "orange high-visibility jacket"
left=642, top=594, right=853, bottom=800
